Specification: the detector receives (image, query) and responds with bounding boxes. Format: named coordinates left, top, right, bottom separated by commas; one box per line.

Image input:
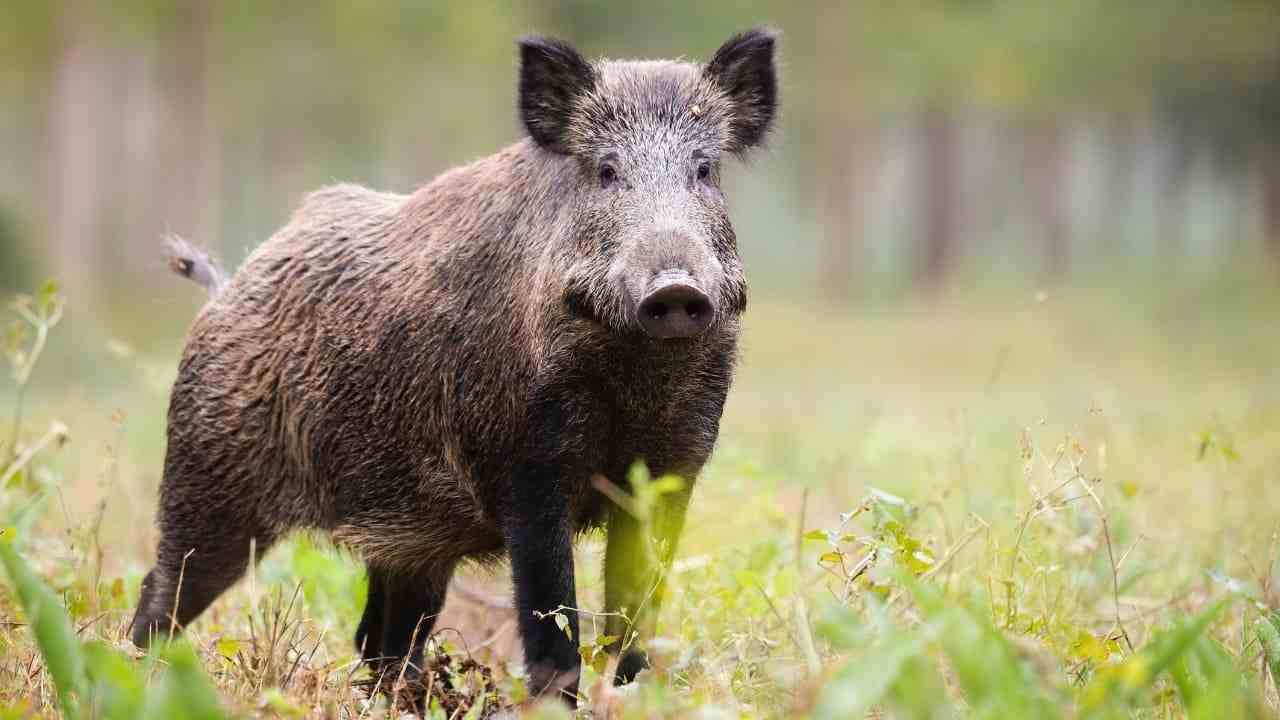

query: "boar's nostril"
left=685, top=297, right=712, bottom=319
left=637, top=282, right=714, bottom=339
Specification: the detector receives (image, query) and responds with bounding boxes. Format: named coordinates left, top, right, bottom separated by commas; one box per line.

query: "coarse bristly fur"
left=131, top=28, right=779, bottom=704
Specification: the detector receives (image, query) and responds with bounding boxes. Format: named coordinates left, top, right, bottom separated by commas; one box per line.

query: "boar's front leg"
left=503, top=394, right=586, bottom=703
left=603, top=482, right=693, bottom=684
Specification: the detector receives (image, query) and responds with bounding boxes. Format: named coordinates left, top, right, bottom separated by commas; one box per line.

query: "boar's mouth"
left=564, top=286, right=605, bottom=326
left=563, top=276, right=731, bottom=340
left=563, top=283, right=647, bottom=338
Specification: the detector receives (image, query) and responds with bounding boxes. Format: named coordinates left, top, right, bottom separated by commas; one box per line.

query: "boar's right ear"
left=704, top=28, right=779, bottom=154
left=519, top=35, right=594, bottom=154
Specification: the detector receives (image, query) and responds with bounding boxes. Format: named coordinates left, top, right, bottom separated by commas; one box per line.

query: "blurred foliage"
left=2, top=1, right=1280, bottom=294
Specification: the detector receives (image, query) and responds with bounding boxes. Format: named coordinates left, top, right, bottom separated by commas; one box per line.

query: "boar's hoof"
left=527, top=660, right=580, bottom=704
left=614, top=648, right=650, bottom=685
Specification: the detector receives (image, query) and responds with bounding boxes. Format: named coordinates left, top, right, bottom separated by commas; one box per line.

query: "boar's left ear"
left=704, top=28, right=779, bottom=154
left=519, top=35, right=595, bottom=154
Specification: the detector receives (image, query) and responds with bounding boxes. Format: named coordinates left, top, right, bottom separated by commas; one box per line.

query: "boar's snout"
left=637, top=271, right=714, bottom=339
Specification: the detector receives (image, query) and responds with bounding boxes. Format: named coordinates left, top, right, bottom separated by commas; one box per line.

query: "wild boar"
left=130, top=28, right=778, bottom=703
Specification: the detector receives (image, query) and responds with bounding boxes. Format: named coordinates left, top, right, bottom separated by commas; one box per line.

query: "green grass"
left=2, top=274, right=1280, bottom=718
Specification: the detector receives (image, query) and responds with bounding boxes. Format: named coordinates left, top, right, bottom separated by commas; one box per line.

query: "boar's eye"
left=696, top=162, right=712, bottom=182
left=598, top=162, right=618, bottom=188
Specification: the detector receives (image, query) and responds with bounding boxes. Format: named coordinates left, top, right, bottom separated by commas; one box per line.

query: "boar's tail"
left=163, top=232, right=227, bottom=298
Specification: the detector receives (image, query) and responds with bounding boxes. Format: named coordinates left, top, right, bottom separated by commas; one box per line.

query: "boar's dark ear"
left=704, top=28, right=779, bottom=153
left=519, top=35, right=595, bottom=154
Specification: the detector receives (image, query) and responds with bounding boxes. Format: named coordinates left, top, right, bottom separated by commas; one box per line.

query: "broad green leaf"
left=1145, top=599, right=1228, bottom=681
left=35, top=280, right=59, bottom=315
left=1186, top=645, right=1259, bottom=720
left=733, top=569, right=763, bottom=589
left=902, top=574, right=1055, bottom=716
left=554, top=612, right=571, bottom=640
left=141, top=642, right=226, bottom=720
left=774, top=565, right=798, bottom=598
left=83, top=641, right=146, bottom=719
left=0, top=542, right=84, bottom=718
left=650, top=474, right=685, bottom=496
left=887, top=651, right=954, bottom=720
left=813, top=622, right=940, bottom=720
left=1089, top=599, right=1231, bottom=715
left=1168, top=644, right=1202, bottom=710
left=1187, top=636, right=1261, bottom=719
left=814, top=603, right=871, bottom=651
left=215, top=637, right=242, bottom=659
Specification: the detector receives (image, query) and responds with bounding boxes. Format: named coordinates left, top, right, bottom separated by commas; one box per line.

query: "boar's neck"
left=393, top=138, right=576, bottom=345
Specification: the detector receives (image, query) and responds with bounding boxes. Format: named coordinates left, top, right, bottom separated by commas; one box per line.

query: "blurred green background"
left=3, top=1, right=1279, bottom=300
left=1, top=0, right=1279, bottom=571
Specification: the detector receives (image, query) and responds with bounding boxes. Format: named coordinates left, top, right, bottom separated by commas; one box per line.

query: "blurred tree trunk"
left=119, top=51, right=162, bottom=273
left=1208, top=147, right=1248, bottom=268
left=44, top=0, right=104, bottom=297
left=1100, top=111, right=1136, bottom=253
left=815, top=4, right=866, bottom=302
left=1156, top=128, right=1193, bottom=273
left=1022, top=116, right=1070, bottom=281
left=1264, top=145, right=1280, bottom=271
left=919, top=105, right=959, bottom=293
left=162, top=0, right=218, bottom=253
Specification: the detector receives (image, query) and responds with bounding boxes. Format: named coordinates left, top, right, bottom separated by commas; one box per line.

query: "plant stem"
left=6, top=382, right=26, bottom=464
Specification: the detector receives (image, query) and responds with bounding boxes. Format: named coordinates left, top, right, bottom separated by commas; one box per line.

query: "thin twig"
left=168, top=548, right=196, bottom=638
left=590, top=473, right=638, bottom=517
left=470, top=619, right=516, bottom=651
left=1073, top=471, right=1133, bottom=652
left=753, top=584, right=799, bottom=650
left=283, top=628, right=325, bottom=690
left=0, top=421, right=69, bottom=488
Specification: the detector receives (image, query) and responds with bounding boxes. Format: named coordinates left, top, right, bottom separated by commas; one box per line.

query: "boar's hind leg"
left=130, top=511, right=275, bottom=648
left=354, top=568, right=387, bottom=662
left=356, top=564, right=454, bottom=674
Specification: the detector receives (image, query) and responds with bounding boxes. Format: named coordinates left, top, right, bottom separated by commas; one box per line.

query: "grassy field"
left=2, top=272, right=1280, bottom=718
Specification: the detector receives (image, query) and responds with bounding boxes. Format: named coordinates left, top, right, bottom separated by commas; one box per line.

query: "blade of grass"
left=141, top=642, right=227, bottom=720
left=1256, top=611, right=1280, bottom=685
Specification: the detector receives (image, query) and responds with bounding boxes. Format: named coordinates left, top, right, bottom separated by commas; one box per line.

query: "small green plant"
left=4, top=280, right=63, bottom=463
left=1, top=527, right=228, bottom=719
left=0, top=283, right=232, bottom=719
left=801, top=453, right=1271, bottom=719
